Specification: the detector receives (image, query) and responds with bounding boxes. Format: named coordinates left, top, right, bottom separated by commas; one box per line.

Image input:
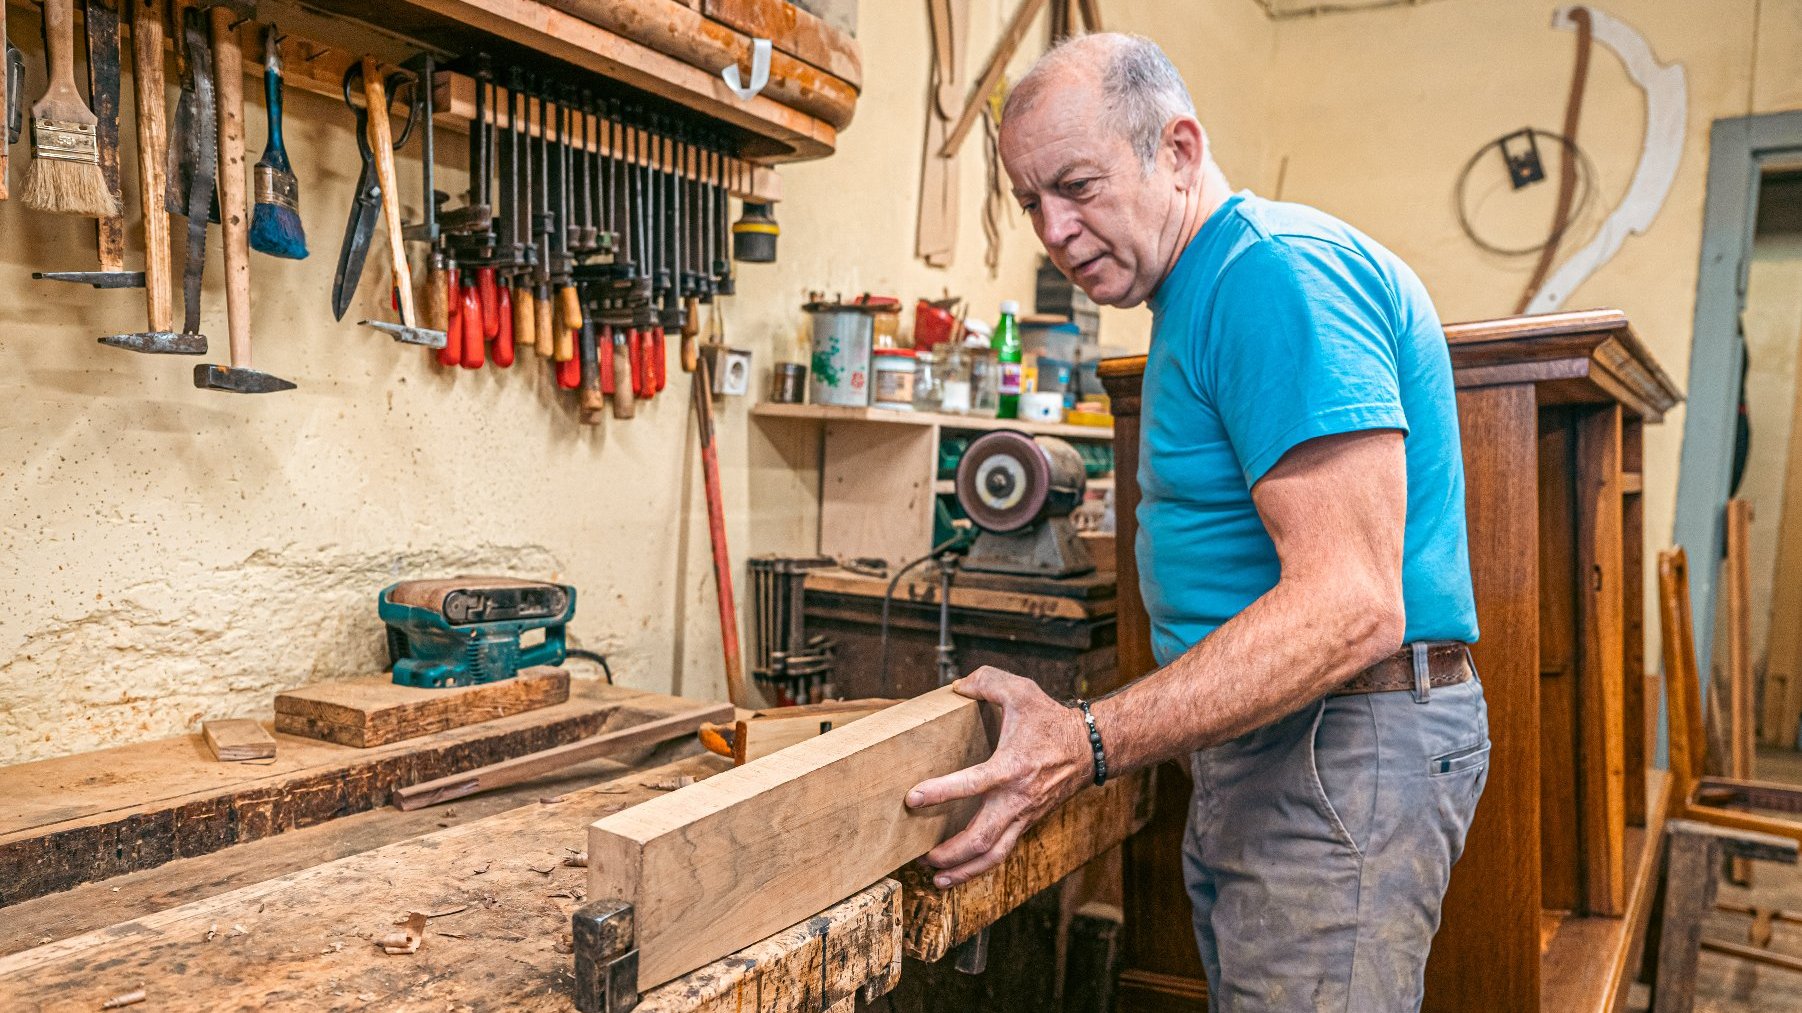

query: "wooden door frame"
left=1672, top=111, right=1802, bottom=752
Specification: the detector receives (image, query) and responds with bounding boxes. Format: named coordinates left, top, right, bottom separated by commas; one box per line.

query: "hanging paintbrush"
left=249, top=25, right=305, bottom=258
left=22, top=0, right=119, bottom=216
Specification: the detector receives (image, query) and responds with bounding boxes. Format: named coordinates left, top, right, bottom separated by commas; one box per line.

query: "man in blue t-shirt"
left=905, top=33, right=1489, bottom=1011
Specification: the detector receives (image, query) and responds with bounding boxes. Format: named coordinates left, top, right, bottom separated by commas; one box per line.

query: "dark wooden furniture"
left=1098, top=309, right=1680, bottom=1012
left=802, top=567, right=1117, bottom=701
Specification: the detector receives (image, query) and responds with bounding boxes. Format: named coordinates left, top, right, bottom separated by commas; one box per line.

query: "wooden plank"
left=538, top=0, right=858, bottom=129
left=900, top=769, right=1147, bottom=962
left=703, top=0, right=863, bottom=88
left=0, top=756, right=900, bottom=1010
left=803, top=568, right=1106, bottom=622
left=1539, top=415, right=1584, bottom=914
left=1725, top=499, right=1754, bottom=779
left=393, top=702, right=733, bottom=808
left=274, top=669, right=571, bottom=747
left=1764, top=342, right=1802, bottom=748
left=819, top=418, right=939, bottom=565
left=1427, top=383, right=1542, bottom=1012
left=0, top=682, right=693, bottom=907
left=1576, top=405, right=1627, bottom=916
left=1660, top=549, right=1708, bottom=810
left=587, top=685, right=992, bottom=989
left=1623, top=418, right=1647, bottom=828
left=392, top=0, right=837, bottom=162
left=200, top=719, right=277, bottom=761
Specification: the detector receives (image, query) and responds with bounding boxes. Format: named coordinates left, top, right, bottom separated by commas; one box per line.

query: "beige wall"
left=0, top=1, right=1057, bottom=764
left=1259, top=0, right=1802, bottom=658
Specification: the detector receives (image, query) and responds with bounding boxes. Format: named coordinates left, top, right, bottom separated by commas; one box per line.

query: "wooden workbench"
left=1, top=679, right=1148, bottom=1010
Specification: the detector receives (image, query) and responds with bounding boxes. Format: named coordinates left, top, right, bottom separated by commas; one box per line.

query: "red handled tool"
left=556, top=333, right=582, bottom=388
left=460, top=285, right=483, bottom=369
left=438, top=271, right=463, bottom=367
left=493, top=286, right=515, bottom=367
left=598, top=324, right=615, bottom=394
left=476, top=266, right=499, bottom=339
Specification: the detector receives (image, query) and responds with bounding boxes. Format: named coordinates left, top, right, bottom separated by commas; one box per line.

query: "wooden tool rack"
left=0, top=675, right=1148, bottom=1010
left=3, top=0, right=858, bottom=204
left=1098, top=308, right=1682, bottom=1012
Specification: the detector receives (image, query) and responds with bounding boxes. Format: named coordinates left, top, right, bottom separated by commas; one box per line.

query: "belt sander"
left=380, top=576, right=575, bottom=687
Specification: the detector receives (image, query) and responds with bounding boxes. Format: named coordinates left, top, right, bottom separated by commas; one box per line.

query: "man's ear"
left=1166, top=117, right=1206, bottom=191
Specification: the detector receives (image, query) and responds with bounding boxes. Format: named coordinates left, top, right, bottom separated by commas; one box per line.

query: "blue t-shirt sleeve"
left=1199, top=239, right=1409, bottom=485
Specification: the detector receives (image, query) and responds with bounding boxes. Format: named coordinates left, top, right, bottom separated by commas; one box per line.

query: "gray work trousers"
left=1183, top=663, right=1489, bottom=1012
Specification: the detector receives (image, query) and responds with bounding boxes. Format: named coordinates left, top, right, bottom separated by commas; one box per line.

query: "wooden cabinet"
left=1098, top=309, right=1680, bottom=1012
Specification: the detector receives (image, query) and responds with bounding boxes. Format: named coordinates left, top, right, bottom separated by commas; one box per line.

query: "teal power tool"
left=380, top=576, right=576, bottom=687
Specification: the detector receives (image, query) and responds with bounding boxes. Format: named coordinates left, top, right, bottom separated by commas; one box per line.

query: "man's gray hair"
left=1003, top=34, right=1197, bottom=170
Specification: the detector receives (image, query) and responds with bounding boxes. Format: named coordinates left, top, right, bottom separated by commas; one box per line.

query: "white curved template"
left=1528, top=5, right=1687, bottom=313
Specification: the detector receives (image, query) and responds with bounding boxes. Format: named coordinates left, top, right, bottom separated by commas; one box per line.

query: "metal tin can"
left=807, top=305, right=875, bottom=407
left=769, top=362, right=808, bottom=403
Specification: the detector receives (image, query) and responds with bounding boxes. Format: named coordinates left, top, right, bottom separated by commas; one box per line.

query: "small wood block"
left=274, top=668, right=571, bottom=748
left=200, top=719, right=276, bottom=762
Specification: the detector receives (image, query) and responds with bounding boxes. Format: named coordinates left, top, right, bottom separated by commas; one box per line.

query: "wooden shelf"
left=752, top=402, right=1114, bottom=442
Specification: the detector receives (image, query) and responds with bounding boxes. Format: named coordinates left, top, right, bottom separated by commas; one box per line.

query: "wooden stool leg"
left=1653, top=825, right=1721, bottom=1013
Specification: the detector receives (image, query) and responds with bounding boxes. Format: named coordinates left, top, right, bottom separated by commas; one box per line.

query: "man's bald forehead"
left=1001, top=33, right=1197, bottom=171
left=1003, top=34, right=1127, bottom=122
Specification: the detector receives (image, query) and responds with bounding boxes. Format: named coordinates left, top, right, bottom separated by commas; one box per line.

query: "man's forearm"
left=1091, top=577, right=1401, bottom=777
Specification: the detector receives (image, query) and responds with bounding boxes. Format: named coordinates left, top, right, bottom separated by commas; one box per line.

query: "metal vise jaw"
left=573, top=898, right=639, bottom=1013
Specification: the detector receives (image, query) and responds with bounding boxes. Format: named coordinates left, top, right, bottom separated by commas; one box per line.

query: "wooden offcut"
left=708, top=698, right=897, bottom=765
left=200, top=719, right=276, bottom=762
left=392, top=702, right=733, bottom=809
left=588, top=685, right=992, bottom=989
left=274, top=668, right=570, bottom=747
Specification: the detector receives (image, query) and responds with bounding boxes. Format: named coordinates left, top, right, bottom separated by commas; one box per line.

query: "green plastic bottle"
left=993, top=300, right=1023, bottom=419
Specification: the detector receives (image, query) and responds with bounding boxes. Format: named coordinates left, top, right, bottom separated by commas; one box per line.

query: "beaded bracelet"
left=1076, top=699, right=1108, bottom=786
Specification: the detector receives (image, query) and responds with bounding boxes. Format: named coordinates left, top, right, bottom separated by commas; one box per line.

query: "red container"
left=913, top=300, right=958, bottom=351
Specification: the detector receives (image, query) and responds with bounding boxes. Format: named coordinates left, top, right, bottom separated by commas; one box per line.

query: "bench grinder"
left=953, top=430, right=1095, bottom=578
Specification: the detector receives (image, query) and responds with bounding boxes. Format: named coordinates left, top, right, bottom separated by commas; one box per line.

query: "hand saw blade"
left=179, top=8, right=218, bottom=336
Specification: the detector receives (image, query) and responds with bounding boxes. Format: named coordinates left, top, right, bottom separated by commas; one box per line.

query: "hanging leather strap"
left=1516, top=5, right=1592, bottom=314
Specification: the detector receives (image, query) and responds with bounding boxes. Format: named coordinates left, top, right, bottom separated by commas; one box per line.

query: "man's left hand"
left=905, top=666, right=1095, bottom=887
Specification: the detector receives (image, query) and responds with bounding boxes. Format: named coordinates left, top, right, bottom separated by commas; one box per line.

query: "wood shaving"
left=394, top=905, right=467, bottom=922
left=561, top=852, right=587, bottom=868
left=204, top=923, right=217, bottom=942
left=528, top=864, right=556, bottom=876
left=553, top=931, right=574, bottom=955
left=539, top=795, right=564, bottom=805
left=230, top=924, right=249, bottom=937
left=378, top=912, right=429, bottom=956
left=644, top=775, right=696, bottom=792
left=437, top=931, right=468, bottom=939
left=470, top=862, right=492, bottom=877
left=100, top=988, right=146, bottom=1009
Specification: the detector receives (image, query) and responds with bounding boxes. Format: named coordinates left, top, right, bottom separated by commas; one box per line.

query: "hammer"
left=99, top=0, right=204, bottom=354
left=357, top=58, right=444, bottom=349
left=193, top=0, right=293, bottom=393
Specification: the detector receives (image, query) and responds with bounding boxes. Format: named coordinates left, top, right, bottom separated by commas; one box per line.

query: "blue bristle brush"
left=249, top=26, right=306, bottom=259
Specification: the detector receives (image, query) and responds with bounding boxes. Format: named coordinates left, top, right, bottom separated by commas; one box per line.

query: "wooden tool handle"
left=681, top=297, right=700, bottom=373
left=361, top=58, right=416, bottom=327
left=611, top=330, right=635, bottom=419
left=534, top=286, right=553, bottom=357
left=554, top=290, right=577, bottom=362
left=211, top=5, right=250, bottom=366
left=132, top=0, right=171, bottom=331
left=422, top=257, right=448, bottom=332
left=38, top=0, right=85, bottom=113
left=511, top=283, right=535, bottom=354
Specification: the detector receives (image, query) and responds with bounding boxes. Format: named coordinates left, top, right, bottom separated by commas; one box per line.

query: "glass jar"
left=871, top=348, right=917, bottom=410
left=912, top=344, right=947, bottom=413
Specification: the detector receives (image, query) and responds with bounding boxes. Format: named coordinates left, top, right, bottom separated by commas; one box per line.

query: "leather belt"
left=1332, top=642, right=1472, bottom=697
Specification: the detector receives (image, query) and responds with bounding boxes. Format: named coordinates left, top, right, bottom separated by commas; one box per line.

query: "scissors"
left=332, top=62, right=421, bottom=322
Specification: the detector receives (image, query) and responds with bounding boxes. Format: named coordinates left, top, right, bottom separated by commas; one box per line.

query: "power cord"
left=564, top=648, right=613, bottom=684
left=879, top=536, right=969, bottom=691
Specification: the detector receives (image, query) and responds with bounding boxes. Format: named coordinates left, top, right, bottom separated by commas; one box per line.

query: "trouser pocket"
left=1430, top=740, right=1491, bottom=776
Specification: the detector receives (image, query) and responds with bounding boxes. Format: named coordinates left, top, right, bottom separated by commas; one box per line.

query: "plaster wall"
left=0, top=2, right=1273, bottom=763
